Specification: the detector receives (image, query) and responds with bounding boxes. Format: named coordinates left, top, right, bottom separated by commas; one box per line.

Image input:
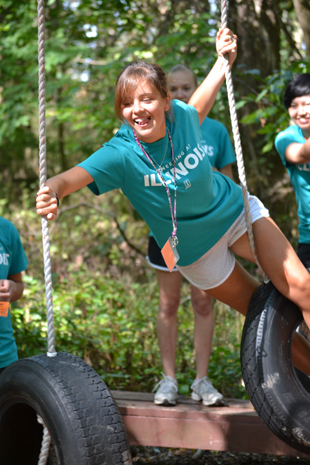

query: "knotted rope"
left=221, top=0, right=268, bottom=282
left=37, top=0, right=55, bottom=461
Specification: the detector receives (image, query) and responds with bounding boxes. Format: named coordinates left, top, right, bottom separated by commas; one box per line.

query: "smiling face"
left=121, top=79, right=171, bottom=143
left=288, top=94, right=310, bottom=138
left=169, top=69, right=197, bottom=104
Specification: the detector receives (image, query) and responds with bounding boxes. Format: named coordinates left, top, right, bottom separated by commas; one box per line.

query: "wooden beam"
left=112, top=391, right=308, bottom=457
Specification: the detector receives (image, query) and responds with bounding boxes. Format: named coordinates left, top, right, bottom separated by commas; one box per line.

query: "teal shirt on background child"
left=275, top=124, right=310, bottom=244
left=78, top=100, right=244, bottom=266
left=200, top=116, right=236, bottom=170
left=0, top=217, right=28, bottom=369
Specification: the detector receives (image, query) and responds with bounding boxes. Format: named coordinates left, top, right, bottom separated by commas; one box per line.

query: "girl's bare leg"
left=155, top=269, right=182, bottom=379
left=205, top=260, right=259, bottom=316
left=231, top=217, right=310, bottom=328
left=191, top=286, right=214, bottom=380
left=206, top=250, right=310, bottom=375
left=229, top=217, right=310, bottom=375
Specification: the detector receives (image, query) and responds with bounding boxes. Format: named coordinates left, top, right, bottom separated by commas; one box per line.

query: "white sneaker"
left=191, top=376, right=224, bottom=406
left=153, top=373, right=178, bottom=406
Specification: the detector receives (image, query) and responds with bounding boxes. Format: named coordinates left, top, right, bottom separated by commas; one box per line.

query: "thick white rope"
left=37, top=0, right=54, bottom=462
left=221, top=0, right=268, bottom=282
left=37, top=416, right=51, bottom=465
left=38, top=0, right=57, bottom=358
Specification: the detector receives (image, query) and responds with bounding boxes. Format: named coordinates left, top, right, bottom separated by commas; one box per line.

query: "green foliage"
left=231, top=60, right=310, bottom=240
left=240, top=61, right=310, bottom=154
left=12, top=269, right=246, bottom=398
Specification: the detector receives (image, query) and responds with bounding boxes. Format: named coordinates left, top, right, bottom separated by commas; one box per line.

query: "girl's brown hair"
left=114, top=61, right=169, bottom=121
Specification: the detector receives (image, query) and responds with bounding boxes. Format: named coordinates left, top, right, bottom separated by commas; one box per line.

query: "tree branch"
left=274, top=7, right=304, bottom=60
left=59, top=202, right=145, bottom=257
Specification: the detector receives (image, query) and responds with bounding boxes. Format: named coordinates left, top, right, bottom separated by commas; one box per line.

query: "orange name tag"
left=161, top=237, right=180, bottom=272
left=0, top=302, right=9, bottom=317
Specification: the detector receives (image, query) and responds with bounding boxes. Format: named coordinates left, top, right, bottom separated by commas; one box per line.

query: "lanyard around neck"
left=133, top=128, right=178, bottom=247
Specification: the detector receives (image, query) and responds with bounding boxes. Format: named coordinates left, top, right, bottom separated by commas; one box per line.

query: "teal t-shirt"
left=0, top=217, right=28, bottom=368
left=78, top=100, right=244, bottom=266
left=200, top=117, right=236, bottom=169
left=275, top=124, right=310, bottom=244
left=149, top=115, right=236, bottom=239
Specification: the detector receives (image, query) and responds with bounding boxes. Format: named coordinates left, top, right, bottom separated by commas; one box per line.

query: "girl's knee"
left=158, top=295, right=180, bottom=317
left=287, top=269, right=310, bottom=304
left=192, top=293, right=213, bottom=317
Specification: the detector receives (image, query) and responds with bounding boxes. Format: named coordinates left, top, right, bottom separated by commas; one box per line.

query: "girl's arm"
left=285, top=138, right=310, bottom=164
left=219, top=163, right=234, bottom=180
left=189, top=28, right=237, bottom=125
left=36, top=166, right=94, bottom=220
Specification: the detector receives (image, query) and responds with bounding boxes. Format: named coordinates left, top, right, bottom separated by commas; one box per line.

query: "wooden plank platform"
left=112, top=391, right=309, bottom=457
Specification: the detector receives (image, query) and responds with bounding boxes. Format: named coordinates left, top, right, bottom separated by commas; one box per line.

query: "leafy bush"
left=12, top=271, right=246, bottom=398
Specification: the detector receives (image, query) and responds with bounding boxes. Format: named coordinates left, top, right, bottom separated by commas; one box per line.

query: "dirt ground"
left=130, top=446, right=310, bottom=464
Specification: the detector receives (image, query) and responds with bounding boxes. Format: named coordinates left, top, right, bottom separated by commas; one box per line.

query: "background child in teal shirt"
left=275, top=73, right=310, bottom=269
left=0, top=216, right=28, bottom=372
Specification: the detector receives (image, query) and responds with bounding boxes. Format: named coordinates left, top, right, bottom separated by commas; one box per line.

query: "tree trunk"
left=292, top=0, right=310, bottom=56
left=226, top=0, right=282, bottom=199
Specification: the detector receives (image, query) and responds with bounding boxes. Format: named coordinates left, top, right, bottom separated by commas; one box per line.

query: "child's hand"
left=216, top=28, right=237, bottom=68
left=36, top=186, right=58, bottom=220
left=0, top=278, right=24, bottom=303
left=0, top=279, right=10, bottom=302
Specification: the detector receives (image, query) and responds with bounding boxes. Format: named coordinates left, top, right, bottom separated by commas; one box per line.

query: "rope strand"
left=37, top=0, right=54, bottom=461
left=38, top=0, right=57, bottom=356
left=37, top=416, right=51, bottom=465
left=221, top=0, right=268, bottom=282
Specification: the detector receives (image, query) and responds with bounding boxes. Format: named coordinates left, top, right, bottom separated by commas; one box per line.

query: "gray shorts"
left=177, top=195, right=270, bottom=290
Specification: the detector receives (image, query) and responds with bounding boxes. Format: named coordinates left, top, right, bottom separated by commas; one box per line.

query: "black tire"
left=0, top=352, right=132, bottom=465
left=241, top=280, right=310, bottom=454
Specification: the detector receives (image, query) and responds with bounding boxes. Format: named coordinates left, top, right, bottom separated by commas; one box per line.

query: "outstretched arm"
left=189, top=28, right=237, bottom=125
left=285, top=137, right=310, bottom=164
left=36, top=166, right=94, bottom=221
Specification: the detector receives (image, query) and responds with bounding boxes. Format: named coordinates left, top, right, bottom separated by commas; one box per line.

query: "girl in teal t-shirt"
left=275, top=73, right=310, bottom=270
left=36, top=28, right=310, bottom=376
